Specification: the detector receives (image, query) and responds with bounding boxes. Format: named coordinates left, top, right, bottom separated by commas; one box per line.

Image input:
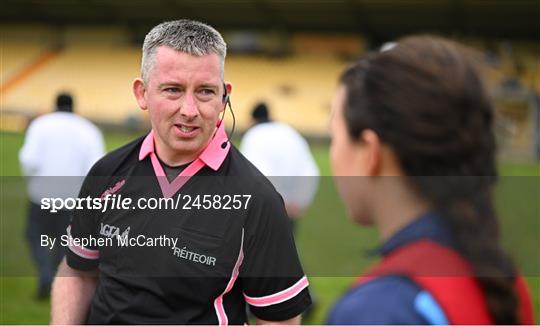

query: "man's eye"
left=199, top=89, right=215, bottom=95
left=164, top=88, right=179, bottom=93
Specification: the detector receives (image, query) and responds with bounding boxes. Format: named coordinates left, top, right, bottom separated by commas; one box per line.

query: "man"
left=19, top=92, right=105, bottom=299
left=241, top=103, right=319, bottom=223
left=51, top=20, right=310, bottom=324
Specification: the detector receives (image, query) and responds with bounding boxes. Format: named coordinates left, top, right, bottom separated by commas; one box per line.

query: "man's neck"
left=153, top=136, right=199, bottom=166
left=155, top=147, right=198, bottom=167
left=152, top=126, right=220, bottom=166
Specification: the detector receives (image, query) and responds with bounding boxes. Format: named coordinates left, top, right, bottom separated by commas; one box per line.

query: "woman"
left=327, top=36, right=534, bottom=325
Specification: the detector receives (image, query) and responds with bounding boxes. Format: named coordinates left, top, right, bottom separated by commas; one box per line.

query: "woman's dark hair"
left=339, top=36, right=518, bottom=324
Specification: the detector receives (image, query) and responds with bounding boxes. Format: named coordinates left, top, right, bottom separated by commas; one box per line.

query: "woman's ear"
left=361, top=129, right=405, bottom=176
left=359, top=129, right=382, bottom=176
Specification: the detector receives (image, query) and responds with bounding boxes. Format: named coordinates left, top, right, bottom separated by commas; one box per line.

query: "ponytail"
left=340, top=36, right=520, bottom=324
left=413, top=176, right=519, bottom=324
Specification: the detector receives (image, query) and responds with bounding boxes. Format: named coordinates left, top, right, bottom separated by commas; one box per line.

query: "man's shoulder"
left=89, top=135, right=145, bottom=176
left=28, top=112, right=100, bottom=134
left=26, top=112, right=59, bottom=130
left=70, top=114, right=101, bottom=132
left=243, top=122, right=306, bottom=149
left=243, top=122, right=290, bottom=138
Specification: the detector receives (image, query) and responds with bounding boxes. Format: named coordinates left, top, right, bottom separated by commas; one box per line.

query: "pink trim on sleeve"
left=243, top=276, right=309, bottom=307
left=66, top=225, right=100, bottom=260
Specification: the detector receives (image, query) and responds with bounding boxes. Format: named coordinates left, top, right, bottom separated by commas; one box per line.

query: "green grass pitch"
left=1, top=131, right=538, bottom=324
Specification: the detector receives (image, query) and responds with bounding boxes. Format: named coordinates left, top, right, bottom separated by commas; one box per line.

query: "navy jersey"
left=327, top=213, right=453, bottom=325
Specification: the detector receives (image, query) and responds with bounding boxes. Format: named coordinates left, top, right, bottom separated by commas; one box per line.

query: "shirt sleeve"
left=65, top=170, right=102, bottom=271
left=240, top=189, right=311, bottom=321
left=327, top=276, right=447, bottom=325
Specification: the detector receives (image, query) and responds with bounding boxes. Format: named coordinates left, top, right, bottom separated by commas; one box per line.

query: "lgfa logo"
left=100, top=223, right=130, bottom=240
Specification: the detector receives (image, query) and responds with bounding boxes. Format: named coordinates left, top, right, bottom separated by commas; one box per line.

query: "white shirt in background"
left=19, top=112, right=105, bottom=203
left=240, top=122, right=319, bottom=215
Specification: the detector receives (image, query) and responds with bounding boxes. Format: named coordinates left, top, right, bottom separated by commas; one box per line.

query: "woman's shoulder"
left=327, top=275, right=448, bottom=325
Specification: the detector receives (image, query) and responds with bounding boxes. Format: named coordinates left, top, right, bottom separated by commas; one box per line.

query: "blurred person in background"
left=240, top=102, right=320, bottom=319
left=241, top=102, right=319, bottom=228
left=327, top=36, right=534, bottom=324
left=19, top=92, right=105, bottom=299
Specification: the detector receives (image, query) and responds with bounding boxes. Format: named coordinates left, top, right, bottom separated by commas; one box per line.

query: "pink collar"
left=138, top=122, right=230, bottom=197
left=138, top=122, right=230, bottom=170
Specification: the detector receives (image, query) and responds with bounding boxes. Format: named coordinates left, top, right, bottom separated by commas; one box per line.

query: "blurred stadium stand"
left=1, top=0, right=539, bottom=159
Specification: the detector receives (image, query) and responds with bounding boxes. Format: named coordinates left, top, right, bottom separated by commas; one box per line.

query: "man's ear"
left=360, top=129, right=382, bottom=176
left=133, top=78, right=148, bottom=111
left=220, top=82, right=232, bottom=113
left=225, top=82, right=232, bottom=97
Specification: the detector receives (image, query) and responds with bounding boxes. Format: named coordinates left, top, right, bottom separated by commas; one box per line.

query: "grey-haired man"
left=51, top=20, right=311, bottom=325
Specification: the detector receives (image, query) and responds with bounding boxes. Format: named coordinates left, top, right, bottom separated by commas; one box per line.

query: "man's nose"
left=180, top=92, right=198, bottom=119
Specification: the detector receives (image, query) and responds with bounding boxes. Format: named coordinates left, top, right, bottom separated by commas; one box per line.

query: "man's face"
left=134, top=46, right=228, bottom=165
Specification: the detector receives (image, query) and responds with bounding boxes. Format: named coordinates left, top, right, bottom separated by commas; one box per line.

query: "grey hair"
left=141, top=19, right=227, bottom=82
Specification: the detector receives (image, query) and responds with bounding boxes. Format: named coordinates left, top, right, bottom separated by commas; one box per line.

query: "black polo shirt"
left=65, top=125, right=311, bottom=324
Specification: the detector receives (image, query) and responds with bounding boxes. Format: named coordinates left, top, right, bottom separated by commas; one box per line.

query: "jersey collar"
left=377, top=212, right=455, bottom=256
left=138, top=121, right=230, bottom=171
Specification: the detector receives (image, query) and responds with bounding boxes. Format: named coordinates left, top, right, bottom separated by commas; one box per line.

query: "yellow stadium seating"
left=1, top=25, right=537, bottom=138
